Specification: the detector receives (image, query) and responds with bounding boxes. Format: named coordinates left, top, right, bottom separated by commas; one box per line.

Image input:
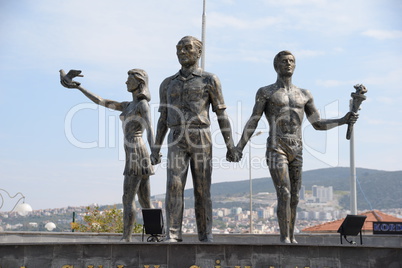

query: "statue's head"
left=128, top=69, right=150, bottom=101
left=273, top=50, right=295, bottom=76
left=176, top=36, right=203, bottom=67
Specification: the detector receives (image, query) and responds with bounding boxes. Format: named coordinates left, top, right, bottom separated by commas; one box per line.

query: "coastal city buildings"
left=2, top=184, right=401, bottom=234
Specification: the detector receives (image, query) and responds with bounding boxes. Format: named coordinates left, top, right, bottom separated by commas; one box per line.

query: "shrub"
left=71, top=206, right=142, bottom=233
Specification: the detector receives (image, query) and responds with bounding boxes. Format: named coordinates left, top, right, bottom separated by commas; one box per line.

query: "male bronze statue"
left=151, top=36, right=240, bottom=242
left=234, top=51, right=358, bottom=243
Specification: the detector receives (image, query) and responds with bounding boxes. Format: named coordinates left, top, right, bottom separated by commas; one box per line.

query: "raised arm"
left=304, top=90, right=352, bottom=131
left=60, top=69, right=124, bottom=111
left=75, top=85, right=125, bottom=111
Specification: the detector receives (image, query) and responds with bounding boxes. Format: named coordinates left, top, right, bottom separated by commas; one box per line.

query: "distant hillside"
left=184, top=167, right=402, bottom=210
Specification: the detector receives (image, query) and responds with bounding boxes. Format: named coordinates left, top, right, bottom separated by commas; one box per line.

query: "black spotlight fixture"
left=337, top=214, right=367, bottom=245
left=142, top=208, right=164, bottom=242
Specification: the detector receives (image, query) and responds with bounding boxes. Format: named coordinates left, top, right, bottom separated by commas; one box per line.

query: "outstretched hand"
left=60, top=69, right=83, bottom=89
left=226, top=147, right=243, bottom=162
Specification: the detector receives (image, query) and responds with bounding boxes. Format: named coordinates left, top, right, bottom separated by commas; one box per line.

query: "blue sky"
left=1, top=0, right=401, bottom=210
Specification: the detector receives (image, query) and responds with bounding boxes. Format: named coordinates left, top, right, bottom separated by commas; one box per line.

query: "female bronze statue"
left=60, top=69, right=155, bottom=242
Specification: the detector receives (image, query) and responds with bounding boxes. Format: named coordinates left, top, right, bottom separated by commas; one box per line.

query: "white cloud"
left=316, top=79, right=356, bottom=88
left=1, top=1, right=201, bottom=71
left=363, top=68, right=402, bottom=88
left=365, top=118, right=402, bottom=127
left=374, top=96, right=402, bottom=105
left=294, top=49, right=326, bottom=58
left=362, top=30, right=402, bottom=40
left=208, top=12, right=281, bottom=30
left=208, top=12, right=249, bottom=29
left=260, top=0, right=373, bottom=33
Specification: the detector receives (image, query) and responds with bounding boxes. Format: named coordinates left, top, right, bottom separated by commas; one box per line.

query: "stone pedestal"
left=1, top=232, right=401, bottom=268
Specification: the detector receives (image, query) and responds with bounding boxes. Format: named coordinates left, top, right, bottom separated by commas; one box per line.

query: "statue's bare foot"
left=164, top=238, right=181, bottom=243
left=291, top=238, right=298, bottom=244
left=280, top=236, right=291, bottom=244
left=120, top=236, right=131, bottom=242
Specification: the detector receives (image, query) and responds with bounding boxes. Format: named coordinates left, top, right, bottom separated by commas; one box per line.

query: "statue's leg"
left=289, top=163, right=302, bottom=243
left=190, top=129, right=213, bottom=242
left=165, top=144, right=190, bottom=242
left=267, top=150, right=291, bottom=243
left=122, top=174, right=141, bottom=242
left=138, top=176, right=152, bottom=208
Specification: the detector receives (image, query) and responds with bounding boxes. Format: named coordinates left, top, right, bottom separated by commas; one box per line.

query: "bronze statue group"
left=60, top=36, right=359, bottom=244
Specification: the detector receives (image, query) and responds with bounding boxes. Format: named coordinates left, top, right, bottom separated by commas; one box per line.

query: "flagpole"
left=201, top=0, right=206, bottom=70
left=349, top=99, right=357, bottom=215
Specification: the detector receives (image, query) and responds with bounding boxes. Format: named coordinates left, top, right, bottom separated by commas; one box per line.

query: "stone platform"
left=0, top=232, right=401, bottom=268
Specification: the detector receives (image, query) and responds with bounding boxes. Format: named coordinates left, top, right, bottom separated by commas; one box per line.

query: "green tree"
left=71, top=206, right=142, bottom=233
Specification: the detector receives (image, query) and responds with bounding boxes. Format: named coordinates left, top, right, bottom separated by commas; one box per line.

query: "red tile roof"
left=302, top=210, right=402, bottom=233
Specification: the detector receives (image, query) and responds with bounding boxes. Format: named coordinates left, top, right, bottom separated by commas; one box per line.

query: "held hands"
left=150, top=150, right=162, bottom=165
left=226, top=146, right=243, bottom=162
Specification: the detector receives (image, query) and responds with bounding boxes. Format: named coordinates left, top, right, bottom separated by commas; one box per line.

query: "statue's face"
left=276, top=55, right=295, bottom=77
left=176, top=38, right=201, bottom=67
left=126, top=74, right=140, bottom=92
